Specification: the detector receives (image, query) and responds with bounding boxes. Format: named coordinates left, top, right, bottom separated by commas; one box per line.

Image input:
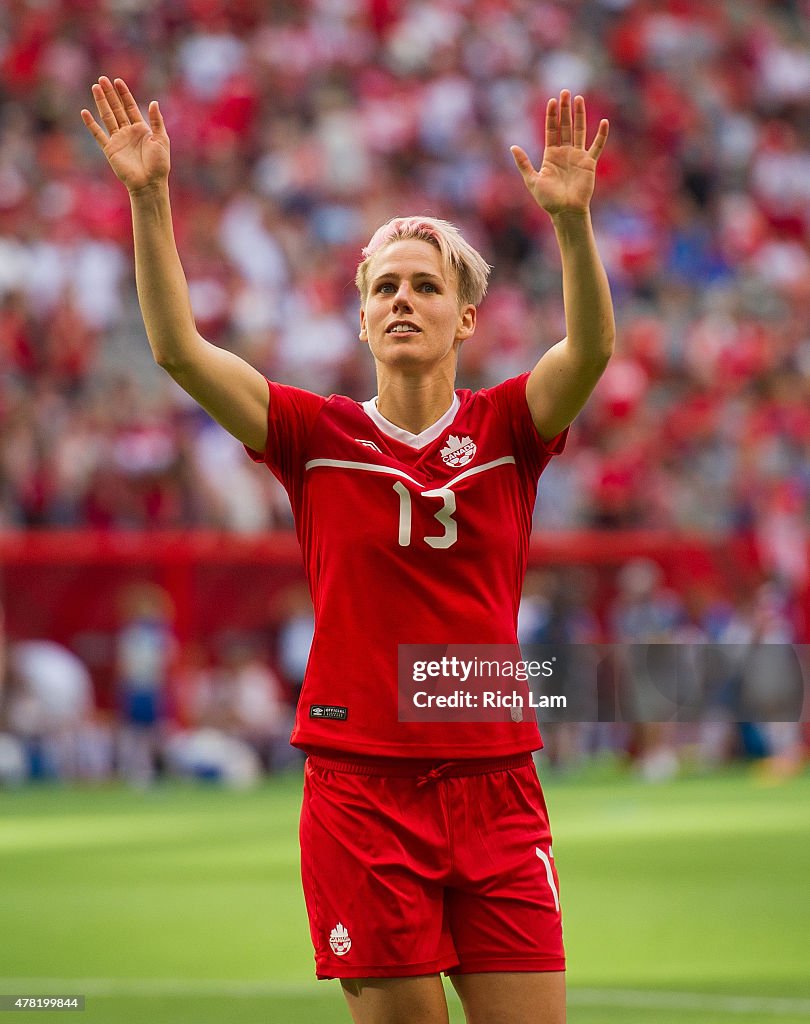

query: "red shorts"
left=300, top=752, right=565, bottom=979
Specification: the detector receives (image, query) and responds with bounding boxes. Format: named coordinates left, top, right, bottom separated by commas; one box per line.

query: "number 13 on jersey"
left=393, top=481, right=458, bottom=549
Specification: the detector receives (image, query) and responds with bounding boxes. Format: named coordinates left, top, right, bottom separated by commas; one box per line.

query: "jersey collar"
left=361, top=394, right=460, bottom=450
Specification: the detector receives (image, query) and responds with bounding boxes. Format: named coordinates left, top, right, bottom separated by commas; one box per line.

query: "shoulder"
left=457, top=373, right=531, bottom=415
left=460, top=374, right=568, bottom=463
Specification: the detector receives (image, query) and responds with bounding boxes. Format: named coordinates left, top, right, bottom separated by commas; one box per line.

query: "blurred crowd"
left=1, top=566, right=806, bottom=787
left=0, top=582, right=303, bottom=787
left=0, top=0, right=807, bottom=587
left=1, top=1, right=809, bottom=782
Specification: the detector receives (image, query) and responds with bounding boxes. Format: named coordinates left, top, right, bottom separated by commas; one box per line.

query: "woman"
left=82, top=76, right=612, bottom=1024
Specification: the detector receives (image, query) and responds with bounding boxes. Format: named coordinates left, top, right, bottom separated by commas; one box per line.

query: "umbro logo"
left=309, top=704, right=348, bottom=721
left=440, top=434, right=477, bottom=468
left=329, top=922, right=351, bottom=956
left=355, top=439, right=382, bottom=453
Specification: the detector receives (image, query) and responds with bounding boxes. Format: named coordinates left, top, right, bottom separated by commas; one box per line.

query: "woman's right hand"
left=81, top=77, right=170, bottom=195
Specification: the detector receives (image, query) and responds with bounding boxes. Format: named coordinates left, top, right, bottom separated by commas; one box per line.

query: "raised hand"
left=511, top=90, right=608, bottom=217
left=81, top=77, right=170, bottom=194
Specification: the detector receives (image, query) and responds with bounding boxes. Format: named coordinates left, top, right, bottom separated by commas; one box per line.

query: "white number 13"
left=393, top=482, right=458, bottom=549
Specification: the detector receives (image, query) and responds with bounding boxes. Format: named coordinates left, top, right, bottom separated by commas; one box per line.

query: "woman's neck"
left=375, top=372, right=456, bottom=435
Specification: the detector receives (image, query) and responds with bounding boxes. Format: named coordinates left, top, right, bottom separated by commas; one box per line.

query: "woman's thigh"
left=341, top=975, right=450, bottom=1024
left=450, top=971, right=566, bottom=1024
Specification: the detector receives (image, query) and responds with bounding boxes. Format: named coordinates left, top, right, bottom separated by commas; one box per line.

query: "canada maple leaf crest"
left=440, top=434, right=477, bottom=468
left=329, top=922, right=352, bottom=956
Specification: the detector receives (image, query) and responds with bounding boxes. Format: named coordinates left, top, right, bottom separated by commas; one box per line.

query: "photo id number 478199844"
left=0, top=996, right=85, bottom=1012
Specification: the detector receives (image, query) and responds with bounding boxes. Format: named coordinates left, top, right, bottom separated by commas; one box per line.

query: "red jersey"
left=246, top=372, right=566, bottom=758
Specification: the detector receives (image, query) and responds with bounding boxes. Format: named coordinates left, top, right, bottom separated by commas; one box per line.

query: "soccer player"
left=82, top=76, right=613, bottom=1024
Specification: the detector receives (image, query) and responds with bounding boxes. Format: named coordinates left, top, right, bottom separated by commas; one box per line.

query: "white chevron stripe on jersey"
left=303, top=456, right=516, bottom=490
left=304, top=459, right=421, bottom=485
left=443, top=456, right=516, bottom=488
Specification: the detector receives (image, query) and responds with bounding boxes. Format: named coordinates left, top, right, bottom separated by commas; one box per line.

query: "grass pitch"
left=1, top=761, right=808, bottom=1023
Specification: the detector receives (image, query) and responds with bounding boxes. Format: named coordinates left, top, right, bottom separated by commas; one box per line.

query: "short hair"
left=355, top=216, right=491, bottom=307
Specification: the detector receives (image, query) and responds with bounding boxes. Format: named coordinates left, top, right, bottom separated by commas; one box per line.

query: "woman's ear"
left=359, top=307, right=368, bottom=342
left=456, top=304, right=476, bottom=341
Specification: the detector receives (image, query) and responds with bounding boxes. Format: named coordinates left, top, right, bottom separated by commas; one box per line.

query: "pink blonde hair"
left=355, top=216, right=491, bottom=306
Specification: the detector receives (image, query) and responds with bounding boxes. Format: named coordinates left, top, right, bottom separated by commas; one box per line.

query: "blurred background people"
left=4, top=638, right=108, bottom=781
left=0, top=0, right=808, bottom=782
left=189, top=632, right=292, bottom=773
left=0, top=0, right=806, bottom=564
left=610, top=558, right=685, bottom=781
left=0, top=601, right=27, bottom=785
left=115, top=582, right=175, bottom=786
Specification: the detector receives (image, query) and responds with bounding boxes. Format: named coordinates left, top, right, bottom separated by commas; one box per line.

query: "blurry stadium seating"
left=1, top=1, right=808, bottom=774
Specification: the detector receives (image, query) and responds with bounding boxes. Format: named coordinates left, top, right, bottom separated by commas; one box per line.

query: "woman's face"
left=359, top=239, right=475, bottom=372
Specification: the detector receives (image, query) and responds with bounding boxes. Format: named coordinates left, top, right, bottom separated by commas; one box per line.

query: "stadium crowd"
left=1, top=1, right=809, bottom=781
left=0, top=0, right=807, bottom=576
left=1, top=563, right=805, bottom=786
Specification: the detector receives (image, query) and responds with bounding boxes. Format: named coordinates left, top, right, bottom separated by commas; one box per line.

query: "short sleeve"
left=244, top=378, right=326, bottom=488
left=485, top=372, right=568, bottom=480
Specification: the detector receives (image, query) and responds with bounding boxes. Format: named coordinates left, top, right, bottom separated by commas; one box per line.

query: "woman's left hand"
left=511, top=90, right=609, bottom=217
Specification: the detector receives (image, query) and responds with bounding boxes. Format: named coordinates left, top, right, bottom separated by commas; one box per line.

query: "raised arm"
left=511, top=90, right=614, bottom=441
left=81, top=77, right=269, bottom=452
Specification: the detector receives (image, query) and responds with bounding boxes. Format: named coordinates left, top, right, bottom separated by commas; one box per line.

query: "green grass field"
left=1, top=762, right=808, bottom=1023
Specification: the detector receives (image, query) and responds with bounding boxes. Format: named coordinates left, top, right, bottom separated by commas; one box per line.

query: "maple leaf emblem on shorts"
left=440, top=434, right=477, bottom=468
left=329, top=922, right=352, bottom=955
